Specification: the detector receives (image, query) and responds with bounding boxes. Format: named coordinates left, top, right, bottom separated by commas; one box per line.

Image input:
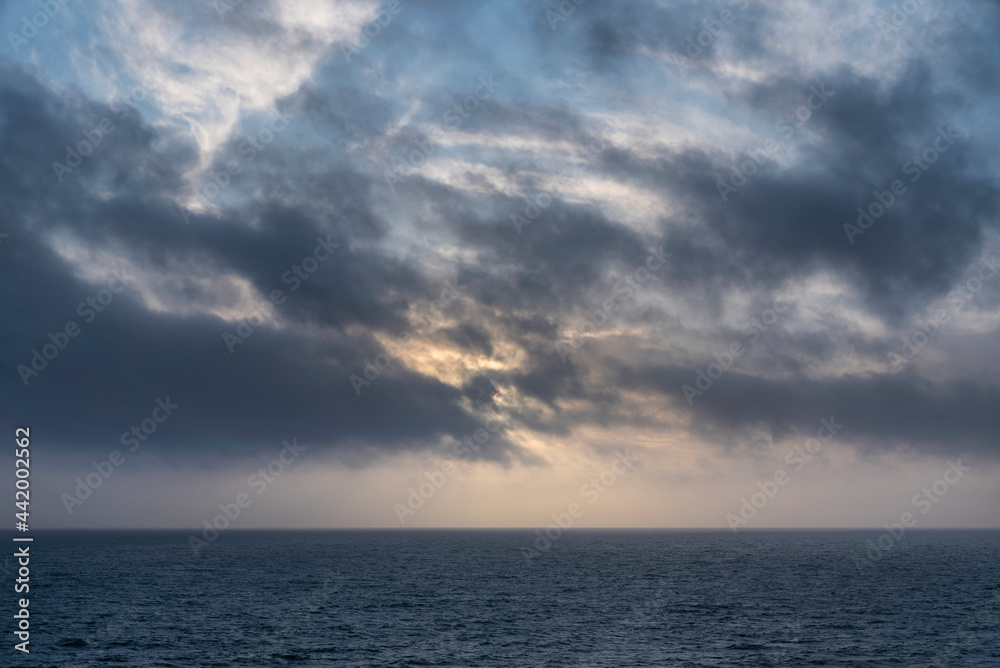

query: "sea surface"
left=24, top=529, right=1000, bottom=666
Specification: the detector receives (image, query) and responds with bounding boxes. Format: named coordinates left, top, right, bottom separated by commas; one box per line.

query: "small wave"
left=59, top=638, right=89, bottom=647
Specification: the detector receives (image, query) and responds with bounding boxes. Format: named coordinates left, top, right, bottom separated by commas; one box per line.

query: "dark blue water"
left=22, top=530, right=1000, bottom=666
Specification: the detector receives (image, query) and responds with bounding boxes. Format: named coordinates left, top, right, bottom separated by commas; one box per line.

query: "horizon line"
left=20, top=526, right=1000, bottom=531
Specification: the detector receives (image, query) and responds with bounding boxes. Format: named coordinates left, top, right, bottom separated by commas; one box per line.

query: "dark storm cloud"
left=0, top=59, right=516, bottom=464
left=511, top=1, right=1000, bottom=459
left=620, top=362, right=1000, bottom=459
left=578, top=60, right=998, bottom=323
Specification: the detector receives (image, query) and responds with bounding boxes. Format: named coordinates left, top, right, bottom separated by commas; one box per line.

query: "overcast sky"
left=2, top=0, right=999, bottom=529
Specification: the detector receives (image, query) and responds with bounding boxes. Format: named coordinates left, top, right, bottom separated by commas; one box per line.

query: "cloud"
left=1, top=0, right=999, bottom=480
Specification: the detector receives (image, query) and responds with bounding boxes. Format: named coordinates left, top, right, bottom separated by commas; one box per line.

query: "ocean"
left=26, top=529, right=1000, bottom=666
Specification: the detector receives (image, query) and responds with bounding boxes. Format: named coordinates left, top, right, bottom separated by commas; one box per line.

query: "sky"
left=2, top=0, right=999, bottom=530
